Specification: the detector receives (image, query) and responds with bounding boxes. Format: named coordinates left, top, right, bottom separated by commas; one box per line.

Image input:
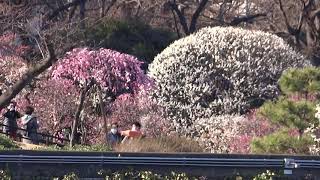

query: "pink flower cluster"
left=52, top=48, right=152, bottom=94
left=0, top=33, right=28, bottom=58
left=107, top=92, right=167, bottom=137
left=228, top=110, right=278, bottom=154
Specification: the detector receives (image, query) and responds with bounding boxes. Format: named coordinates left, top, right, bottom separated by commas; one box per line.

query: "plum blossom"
left=149, top=26, right=307, bottom=134
left=52, top=48, right=152, bottom=95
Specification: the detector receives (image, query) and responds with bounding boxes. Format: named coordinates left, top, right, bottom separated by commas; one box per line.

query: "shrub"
left=114, top=136, right=203, bottom=153
left=191, top=115, right=245, bottom=153
left=228, top=110, right=278, bottom=154
left=0, top=169, right=10, bottom=180
left=35, top=144, right=111, bottom=152
left=279, top=67, right=320, bottom=96
left=62, top=173, right=79, bottom=180
left=308, top=104, right=320, bottom=155
left=259, top=98, right=317, bottom=134
left=0, top=135, right=19, bottom=150
left=107, top=93, right=168, bottom=137
left=253, top=170, right=278, bottom=180
left=251, top=129, right=313, bottom=154
left=102, top=171, right=203, bottom=180
left=149, top=26, right=307, bottom=130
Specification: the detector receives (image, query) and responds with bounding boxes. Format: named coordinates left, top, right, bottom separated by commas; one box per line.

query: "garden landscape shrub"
left=0, top=135, right=19, bottom=150
left=114, top=136, right=203, bottom=153
left=308, top=104, right=320, bottom=155
left=251, top=129, right=313, bottom=154
left=192, top=115, right=244, bottom=153
left=149, top=26, right=307, bottom=133
left=228, top=110, right=278, bottom=154
left=191, top=112, right=278, bottom=153
left=107, top=93, right=168, bottom=137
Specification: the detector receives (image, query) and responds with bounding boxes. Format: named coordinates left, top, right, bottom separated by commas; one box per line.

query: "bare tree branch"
left=278, top=0, right=299, bottom=35
left=310, top=7, right=320, bottom=18
left=104, top=0, right=117, bottom=17
left=0, top=41, right=57, bottom=109
left=47, top=0, right=81, bottom=20
left=189, top=0, right=209, bottom=33
left=171, top=6, right=181, bottom=38
left=230, top=13, right=267, bottom=26
left=168, top=0, right=190, bottom=35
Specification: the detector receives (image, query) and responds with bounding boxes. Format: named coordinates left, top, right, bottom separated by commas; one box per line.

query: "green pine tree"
left=251, top=67, right=320, bottom=154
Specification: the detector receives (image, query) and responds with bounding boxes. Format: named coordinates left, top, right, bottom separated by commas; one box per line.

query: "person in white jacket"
left=21, top=106, right=38, bottom=144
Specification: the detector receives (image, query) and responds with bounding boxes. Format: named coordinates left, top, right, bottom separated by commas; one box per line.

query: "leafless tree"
left=0, top=0, right=82, bottom=109
left=277, top=0, right=320, bottom=65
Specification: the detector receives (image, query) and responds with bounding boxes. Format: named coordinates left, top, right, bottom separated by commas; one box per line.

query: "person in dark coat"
left=21, top=106, right=38, bottom=144
left=2, top=101, right=21, bottom=140
left=106, top=122, right=122, bottom=147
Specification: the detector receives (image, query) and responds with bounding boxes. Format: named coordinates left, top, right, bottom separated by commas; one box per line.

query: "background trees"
left=85, top=19, right=177, bottom=69
left=0, top=0, right=319, bottom=153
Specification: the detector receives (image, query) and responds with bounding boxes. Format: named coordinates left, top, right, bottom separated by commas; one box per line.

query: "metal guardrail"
left=0, top=155, right=284, bottom=167
left=1, top=151, right=320, bottom=178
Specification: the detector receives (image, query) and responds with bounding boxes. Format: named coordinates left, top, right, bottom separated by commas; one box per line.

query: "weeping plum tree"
left=149, top=26, right=307, bottom=133
left=52, top=48, right=151, bottom=146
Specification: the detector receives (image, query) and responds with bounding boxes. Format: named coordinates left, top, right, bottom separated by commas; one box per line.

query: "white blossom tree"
left=149, top=26, right=308, bottom=131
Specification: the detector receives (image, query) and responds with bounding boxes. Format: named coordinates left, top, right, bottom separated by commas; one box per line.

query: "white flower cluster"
left=308, top=104, right=320, bottom=155
left=149, top=26, right=307, bottom=130
left=192, top=115, right=245, bottom=153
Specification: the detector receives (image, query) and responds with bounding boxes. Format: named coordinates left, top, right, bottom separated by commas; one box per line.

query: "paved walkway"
left=15, top=141, right=44, bottom=150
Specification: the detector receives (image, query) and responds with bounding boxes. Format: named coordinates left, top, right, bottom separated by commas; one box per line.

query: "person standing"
left=21, top=106, right=39, bottom=144
left=2, top=102, right=21, bottom=140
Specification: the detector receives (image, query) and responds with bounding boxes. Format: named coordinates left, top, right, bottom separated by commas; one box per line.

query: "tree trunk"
left=189, top=0, right=209, bottom=33
left=99, top=0, right=106, bottom=18
left=48, top=0, right=80, bottom=20
left=0, top=43, right=56, bottom=109
left=170, top=0, right=209, bottom=35
left=79, top=0, right=86, bottom=29
left=169, top=1, right=190, bottom=35
left=69, top=83, right=88, bottom=147
left=171, top=8, right=181, bottom=38
left=97, top=85, right=108, bottom=142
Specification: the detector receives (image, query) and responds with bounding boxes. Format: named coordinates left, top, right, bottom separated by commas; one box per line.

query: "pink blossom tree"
left=52, top=48, right=151, bottom=146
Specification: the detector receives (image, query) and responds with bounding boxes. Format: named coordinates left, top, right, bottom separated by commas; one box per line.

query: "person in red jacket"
left=121, top=121, right=144, bottom=143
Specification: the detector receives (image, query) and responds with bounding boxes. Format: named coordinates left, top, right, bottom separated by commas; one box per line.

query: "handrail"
left=0, top=123, right=70, bottom=145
